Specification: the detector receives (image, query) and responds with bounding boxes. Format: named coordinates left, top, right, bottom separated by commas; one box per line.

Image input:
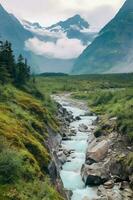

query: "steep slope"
left=0, top=4, right=33, bottom=57
left=72, top=0, right=133, bottom=74
left=22, top=20, right=42, bottom=29
left=46, top=14, right=96, bottom=45
left=23, top=15, right=97, bottom=45
left=0, top=84, right=63, bottom=200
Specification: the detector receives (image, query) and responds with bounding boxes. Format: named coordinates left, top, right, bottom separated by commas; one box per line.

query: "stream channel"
left=54, top=95, right=99, bottom=200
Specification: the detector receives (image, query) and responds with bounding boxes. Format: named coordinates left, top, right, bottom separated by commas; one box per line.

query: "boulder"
left=57, top=152, right=67, bottom=164
left=109, top=159, right=129, bottom=181
left=81, top=162, right=110, bottom=186
left=83, top=197, right=90, bottom=200
left=94, top=128, right=103, bottom=138
left=62, top=149, right=72, bottom=157
left=70, top=128, right=77, bottom=135
left=75, top=116, right=81, bottom=120
left=62, top=136, right=71, bottom=141
left=86, top=140, right=109, bottom=162
left=104, top=180, right=114, bottom=189
left=79, top=124, right=88, bottom=132
left=86, top=158, right=97, bottom=165
left=87, top=133, right=96, bottom=145
left=97, top=185, right=121, bottom=200
left=122, top=187, right=133, bottom=199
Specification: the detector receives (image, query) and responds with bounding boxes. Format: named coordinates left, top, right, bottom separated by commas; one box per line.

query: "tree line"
left=0, top=41, right=30, bottom=85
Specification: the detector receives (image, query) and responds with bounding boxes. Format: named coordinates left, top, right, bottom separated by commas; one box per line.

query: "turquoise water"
left=54, top=96, right=98, bottom=200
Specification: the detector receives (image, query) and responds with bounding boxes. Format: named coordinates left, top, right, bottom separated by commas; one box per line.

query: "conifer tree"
left=16, top=54, right=30, bottom=85
left=0, top=41, right=10, bottom=84
left=0, top=41, right=30, bottom=85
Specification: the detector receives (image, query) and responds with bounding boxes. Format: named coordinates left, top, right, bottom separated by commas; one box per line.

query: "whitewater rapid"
left=54, top=95, right=98, bottom=200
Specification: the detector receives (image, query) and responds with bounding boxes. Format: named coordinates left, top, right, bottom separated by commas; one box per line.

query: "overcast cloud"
left=1, top=0, right=125, bottom=30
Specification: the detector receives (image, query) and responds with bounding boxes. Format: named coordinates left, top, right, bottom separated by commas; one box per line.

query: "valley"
left=35, top=73, right=133, bottom=199
left=53, top=93, right=133, bottom=199
left=0, top=73, right=132, bottom=200
left=0, top=0, right=133, bottom=199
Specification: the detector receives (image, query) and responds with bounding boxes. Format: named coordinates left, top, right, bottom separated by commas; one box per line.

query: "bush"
left=92, top=91, right=113, bottom=106
left=0, top=149, right=22, bottom=184
left=0, top=140, right=39, bottom=184
left=15, top=178, right=64, bottom=200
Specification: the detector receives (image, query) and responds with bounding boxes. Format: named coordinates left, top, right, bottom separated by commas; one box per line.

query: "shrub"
left=92, top=91, right=113, bottom=106
left=15, top=178, right=64, bottom=200
left=0, top=149, right=22, bottom=184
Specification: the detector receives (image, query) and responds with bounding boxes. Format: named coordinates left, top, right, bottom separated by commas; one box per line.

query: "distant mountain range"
left=0, top=4, right=97, bottom=74
left=45, top=14, right=96, bottom=45
left=72, top=0, right=133, bottom=74
left=22, top=14, right=96, bottom=45
left=1, top=1, right=132, bottom=75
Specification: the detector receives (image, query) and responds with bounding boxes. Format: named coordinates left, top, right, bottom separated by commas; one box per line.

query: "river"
left=54, top=95, right=98, bottom=200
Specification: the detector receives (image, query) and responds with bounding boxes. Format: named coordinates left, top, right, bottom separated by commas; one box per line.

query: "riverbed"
left=53, top=94, right=98, bottom=200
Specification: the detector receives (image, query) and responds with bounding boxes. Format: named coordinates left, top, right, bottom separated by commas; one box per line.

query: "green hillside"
left=0, top=41, right=63, bottom=200
left=72, top=0, right=133, bottom=74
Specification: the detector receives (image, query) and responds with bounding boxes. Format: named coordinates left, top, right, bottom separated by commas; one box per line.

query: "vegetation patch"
left=0, top=84, right=62, bottom=200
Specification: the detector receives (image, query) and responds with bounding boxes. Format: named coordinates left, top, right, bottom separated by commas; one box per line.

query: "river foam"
left=54, top=95, right=98, bottom=200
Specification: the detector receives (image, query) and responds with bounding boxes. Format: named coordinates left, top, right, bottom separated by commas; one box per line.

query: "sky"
left=1, top=0, right=125, bottom=30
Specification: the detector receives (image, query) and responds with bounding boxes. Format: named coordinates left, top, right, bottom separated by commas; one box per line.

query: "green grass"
left=72, top=88, right=133, bottom=141
left=0, top=178, right=64, bottom=200
left=36, top=73, right=133, bottom=142
left=36, top=73, right=133, bottom=184
left=0, top=84, right=63, bottom=200
left=0, top=73, right=133, bottom=198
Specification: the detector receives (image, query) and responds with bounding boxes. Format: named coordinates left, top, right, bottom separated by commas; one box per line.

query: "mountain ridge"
left=46, top=14, right=89, bottom=31
left=22, top=14, right=97, bottom=45
left=72, top=0, right=133, bottom=74
left=0, top=4, right=33, bottom=56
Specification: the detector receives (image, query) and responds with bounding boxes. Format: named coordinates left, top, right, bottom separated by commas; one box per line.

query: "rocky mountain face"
left=46, top=14, right=96, bottom=45
left=23, top=15, right=96, bottom=45
left=22, top=20, right=42, bottom=30
left=72, top=0, right=133, bottom=74
left=0, top=4, right=33, bottom=57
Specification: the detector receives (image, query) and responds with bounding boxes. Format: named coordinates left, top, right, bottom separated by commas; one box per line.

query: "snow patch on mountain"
left=22, top=15, right=97, bottom=59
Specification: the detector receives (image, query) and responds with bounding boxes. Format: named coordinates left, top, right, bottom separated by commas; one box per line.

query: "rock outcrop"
left=52, top=94, right=133, bottom=200
left=86, top=140, right=109, bottom=162
left=81, top=120, right=133, bottom=199
left=82, top=160, right=110, bottom=186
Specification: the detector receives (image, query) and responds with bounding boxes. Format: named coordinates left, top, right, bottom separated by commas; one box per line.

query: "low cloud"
left=25, top=36, right=86, bottom=59
left=29, top=27, right=64, bottom=39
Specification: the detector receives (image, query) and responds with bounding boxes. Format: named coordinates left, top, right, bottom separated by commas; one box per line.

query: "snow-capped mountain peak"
left=46, top=14, right=89, bottom=32
left=21, top=14, right=97, bottom=45
left=22, top=20, right=43, bottom=30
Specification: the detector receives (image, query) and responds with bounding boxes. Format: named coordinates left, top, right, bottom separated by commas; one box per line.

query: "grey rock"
left=86, top=140, right=109, bottom=162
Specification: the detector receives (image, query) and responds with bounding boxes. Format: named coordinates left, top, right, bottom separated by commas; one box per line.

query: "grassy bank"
left=0, top=83, right=63, bottom=200
left=36, top=73, right=133, bottom=142
left=72, top=88, right=133, bottom=141
left=36, top=74, right=133, bottom=172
